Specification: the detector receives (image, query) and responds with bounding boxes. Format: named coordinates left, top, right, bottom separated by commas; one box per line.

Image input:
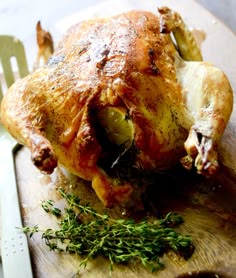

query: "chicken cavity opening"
left=93, top=106, right=139, bottom=179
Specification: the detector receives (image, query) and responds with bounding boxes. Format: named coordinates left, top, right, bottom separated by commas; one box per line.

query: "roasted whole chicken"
left=0, top=7, right=233, bottom=207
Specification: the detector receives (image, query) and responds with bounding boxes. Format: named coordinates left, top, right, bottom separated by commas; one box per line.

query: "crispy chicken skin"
left=0, top=7, right=233, bottom=207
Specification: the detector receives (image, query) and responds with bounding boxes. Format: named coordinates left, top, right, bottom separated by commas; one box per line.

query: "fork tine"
left=1, top=56, right=15, bottom=88
left=0, top=35, right=29, bottom=91
left=0, top=82, right=2, bottom=103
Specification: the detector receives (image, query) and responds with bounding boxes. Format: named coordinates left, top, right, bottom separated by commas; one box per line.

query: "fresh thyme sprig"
left=22, top=187, right=194, bottom=275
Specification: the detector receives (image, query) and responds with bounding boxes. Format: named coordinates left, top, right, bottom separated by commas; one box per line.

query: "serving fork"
left=0, top=35, right=33, bottom=278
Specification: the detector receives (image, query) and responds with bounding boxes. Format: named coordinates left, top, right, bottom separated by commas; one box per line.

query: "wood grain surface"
left=16, top=148, right=236, bottom=278
left=14, top=0, right=236, bottom=277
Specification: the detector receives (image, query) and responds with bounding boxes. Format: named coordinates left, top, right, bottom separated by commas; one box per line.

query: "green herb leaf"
left=22, top=188, right=194, bottom=275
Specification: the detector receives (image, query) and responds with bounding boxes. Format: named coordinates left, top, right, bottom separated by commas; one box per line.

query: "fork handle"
left=0, top=140, right=33, bottom=278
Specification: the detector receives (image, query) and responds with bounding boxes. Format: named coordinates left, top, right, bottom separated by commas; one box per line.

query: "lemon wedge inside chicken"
left=97, top=107, right=134, bottom=147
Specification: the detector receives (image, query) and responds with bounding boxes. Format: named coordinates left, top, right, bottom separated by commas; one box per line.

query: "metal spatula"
left=0, top=35, right=33, bottom=278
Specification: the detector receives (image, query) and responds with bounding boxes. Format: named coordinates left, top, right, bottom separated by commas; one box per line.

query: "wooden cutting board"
left=15, top=0, right=236, bottom=277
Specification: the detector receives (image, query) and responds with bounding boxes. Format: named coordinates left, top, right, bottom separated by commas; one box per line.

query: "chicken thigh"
left=0, top=7, right=233, bottom=207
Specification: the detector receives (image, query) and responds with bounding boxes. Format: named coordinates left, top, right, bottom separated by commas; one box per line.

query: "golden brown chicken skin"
left=1, top=8, right=233, bottom=207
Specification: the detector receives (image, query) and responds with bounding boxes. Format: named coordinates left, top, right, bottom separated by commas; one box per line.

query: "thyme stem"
left=23, top=187, right=194, bottom=274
